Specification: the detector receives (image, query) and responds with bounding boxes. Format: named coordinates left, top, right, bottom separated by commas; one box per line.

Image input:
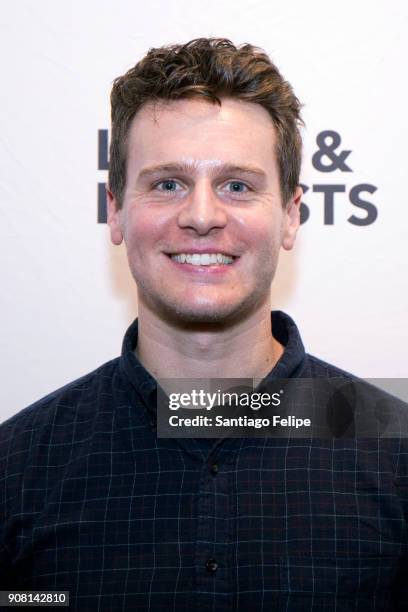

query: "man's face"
left=108, top=98, right=301, bottom=325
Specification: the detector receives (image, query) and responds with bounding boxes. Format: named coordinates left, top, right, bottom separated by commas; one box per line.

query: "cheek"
left=232, top=210, right=282, bottom=251
left=123, top=209, right=169, bottom=259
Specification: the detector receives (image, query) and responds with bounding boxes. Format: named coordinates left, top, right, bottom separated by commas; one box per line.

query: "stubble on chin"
left=135, top=279, right=276, bottom=331
left=131, top=245, right=280, bottom=329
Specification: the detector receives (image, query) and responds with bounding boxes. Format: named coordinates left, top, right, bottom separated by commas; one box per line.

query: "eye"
left=155, top=179, right=181, bottom=192
left=225, top=181, right=250, bottom=194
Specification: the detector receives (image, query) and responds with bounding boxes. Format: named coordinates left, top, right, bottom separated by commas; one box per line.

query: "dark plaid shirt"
left=1, top=311, right=407, bottom=611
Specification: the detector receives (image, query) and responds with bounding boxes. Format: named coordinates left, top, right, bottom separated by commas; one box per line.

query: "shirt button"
left=205, top=558, right=218, bottom=574
left=210, top=463, right=219, bottom=476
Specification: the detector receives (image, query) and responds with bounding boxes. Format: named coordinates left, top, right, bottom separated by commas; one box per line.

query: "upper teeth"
left=171, top=253, right=234, bottom=265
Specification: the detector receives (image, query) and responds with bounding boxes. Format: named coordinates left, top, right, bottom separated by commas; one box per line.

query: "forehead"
left=126, top=97, right=278, bottom=173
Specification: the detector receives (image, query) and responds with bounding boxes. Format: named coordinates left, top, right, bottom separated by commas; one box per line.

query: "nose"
left=177, top=180, right=228, bottom=235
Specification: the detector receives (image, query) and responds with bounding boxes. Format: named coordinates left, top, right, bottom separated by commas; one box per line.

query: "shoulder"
left=302, top=352, right=408, bottom=456
left=302, top=353, right=360, bottom=379
left=0, top=357, right=122, bottom=467
left=302, top=352, right=407, bottom=413
left=302, top=354, right=407, bottom=414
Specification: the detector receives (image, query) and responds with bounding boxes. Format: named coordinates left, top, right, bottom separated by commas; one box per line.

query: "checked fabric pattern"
left=1, top=312, right=407, bottom=611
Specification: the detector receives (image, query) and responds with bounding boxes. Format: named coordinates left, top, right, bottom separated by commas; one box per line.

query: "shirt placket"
left=188, top=439, right=237, bottom=612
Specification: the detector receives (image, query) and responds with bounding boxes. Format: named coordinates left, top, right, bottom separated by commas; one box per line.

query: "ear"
left=106, top=187, right=124, bottom=245
left=282, top=186, right=302, bottom=251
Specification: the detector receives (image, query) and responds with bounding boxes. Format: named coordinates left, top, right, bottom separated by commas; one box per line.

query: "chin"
left=152, top=295, right=266, bottom=328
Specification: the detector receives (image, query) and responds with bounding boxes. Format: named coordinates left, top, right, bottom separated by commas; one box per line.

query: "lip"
left=164, top=252, right=239, bottom=274
left=164, top=248, right=238, bottom=257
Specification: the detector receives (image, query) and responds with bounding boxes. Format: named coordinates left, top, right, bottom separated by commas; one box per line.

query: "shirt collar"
left=119, top=310, right=306, bottom=415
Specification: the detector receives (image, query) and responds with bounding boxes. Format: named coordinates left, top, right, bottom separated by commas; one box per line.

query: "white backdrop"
left=1, top=0, right=407, bottom=422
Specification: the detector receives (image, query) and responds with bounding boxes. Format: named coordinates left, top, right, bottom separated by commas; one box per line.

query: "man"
left=0, top=38, right=407, bottom=611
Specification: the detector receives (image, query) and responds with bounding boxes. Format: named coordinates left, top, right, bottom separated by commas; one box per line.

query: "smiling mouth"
left=168, top=253, right=236, bottom=266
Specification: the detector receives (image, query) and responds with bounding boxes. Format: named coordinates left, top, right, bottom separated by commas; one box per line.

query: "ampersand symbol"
left=312, top=130, right=352, bottom=172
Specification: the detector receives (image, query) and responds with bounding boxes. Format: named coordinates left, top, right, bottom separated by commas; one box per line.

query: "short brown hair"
left=109, top=38, right=303, bottom=207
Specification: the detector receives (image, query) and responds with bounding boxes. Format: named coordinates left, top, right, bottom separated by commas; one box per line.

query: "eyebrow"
left=137, top=162, right=267, bottom=182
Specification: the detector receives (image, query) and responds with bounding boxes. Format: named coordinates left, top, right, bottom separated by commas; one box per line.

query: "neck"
left=135, top=302, right=284, bottom=381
